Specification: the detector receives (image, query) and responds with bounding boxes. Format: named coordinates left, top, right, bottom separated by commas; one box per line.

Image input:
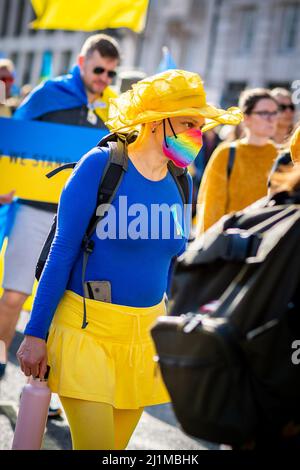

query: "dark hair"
left=80, top=34, right=121, bottom=61
left=238, top=88, right=278, bottom=115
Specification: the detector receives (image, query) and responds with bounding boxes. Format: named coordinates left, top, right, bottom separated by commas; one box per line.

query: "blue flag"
left=39, top=50, right=53, bottom=82
left=157, top=46, right=178, bottom=73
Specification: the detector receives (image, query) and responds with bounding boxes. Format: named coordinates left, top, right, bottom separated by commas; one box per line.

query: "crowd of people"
left=0, top=31, right=299, bottom=450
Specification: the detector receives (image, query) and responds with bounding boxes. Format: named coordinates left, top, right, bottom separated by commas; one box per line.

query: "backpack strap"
left=225, top=143, right=237, bottom=214
left=46, top=162, right=77, bottom=179
left=167, top=161, right=190, bottom=206
left=194, top=230, right=261, bottom=264
left=227, top=143, right=236, bottom=179
left=80, top=137, right=128, bottom=328
left=98, top=130, right=138, bottom=148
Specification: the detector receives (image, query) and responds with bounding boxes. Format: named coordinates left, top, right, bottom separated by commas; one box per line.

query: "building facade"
left=0, top=0, right=299, bottom=106
left=205, top=0, right=300, bottom=107
left=139, top=0, right=300, bottom=106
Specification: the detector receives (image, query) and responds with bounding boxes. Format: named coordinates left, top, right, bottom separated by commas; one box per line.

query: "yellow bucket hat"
left=290, top=126, right=300, bottom=164
left=106, top=69, right=243, bottom=132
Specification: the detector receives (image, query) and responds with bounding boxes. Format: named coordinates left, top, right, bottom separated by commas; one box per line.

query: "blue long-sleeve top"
left=25, top=147, right=192, bottom=339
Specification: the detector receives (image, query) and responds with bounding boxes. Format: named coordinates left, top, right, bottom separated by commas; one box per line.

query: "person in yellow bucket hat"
left=16, top=69, right=242, bottom=450
left=108, top=69, right=242, bottom=133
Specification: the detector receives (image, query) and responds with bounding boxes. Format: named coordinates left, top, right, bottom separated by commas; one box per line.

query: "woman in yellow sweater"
left=197, top=88, right=279, bottom=234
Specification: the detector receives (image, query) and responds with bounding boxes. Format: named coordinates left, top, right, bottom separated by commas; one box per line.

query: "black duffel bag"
left=151, top=193, right=300, bottom=446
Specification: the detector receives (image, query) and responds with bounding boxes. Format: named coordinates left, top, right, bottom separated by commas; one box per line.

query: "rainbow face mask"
left=162, top=118, right=203, bottom=168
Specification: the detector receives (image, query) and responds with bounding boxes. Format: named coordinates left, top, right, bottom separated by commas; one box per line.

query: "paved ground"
left=0, top=311, right=218, bottom=451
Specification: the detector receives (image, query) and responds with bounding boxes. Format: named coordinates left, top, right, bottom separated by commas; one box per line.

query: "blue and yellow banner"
left=0, top=117, right=107, bottom=204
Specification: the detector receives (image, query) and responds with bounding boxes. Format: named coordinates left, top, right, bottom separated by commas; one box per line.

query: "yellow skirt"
left=47, top=290, right=170, bottom=409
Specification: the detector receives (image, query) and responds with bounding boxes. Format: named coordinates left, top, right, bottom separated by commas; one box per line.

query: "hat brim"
left=106, top=104, right=243, bottom=133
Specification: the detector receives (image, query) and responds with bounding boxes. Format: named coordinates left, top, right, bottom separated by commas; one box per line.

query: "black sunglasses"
left=278, top=103, right=295, bottom=112
left=93, top=66, right=117, bottom=79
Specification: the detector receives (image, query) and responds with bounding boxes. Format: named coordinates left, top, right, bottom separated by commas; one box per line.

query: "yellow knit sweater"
left=197, top=140, right=278, bottom=233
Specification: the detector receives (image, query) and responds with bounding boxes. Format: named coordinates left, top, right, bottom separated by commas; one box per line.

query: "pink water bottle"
left=12, top=366, right=51, bottom=450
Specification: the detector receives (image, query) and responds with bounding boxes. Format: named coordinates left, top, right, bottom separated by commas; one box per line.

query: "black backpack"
left=35, top=132, right=190, bottom=328
left=151, top=191, right=300, bottom=446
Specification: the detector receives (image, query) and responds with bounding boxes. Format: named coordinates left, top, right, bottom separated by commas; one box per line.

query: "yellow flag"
left=31, top=0, right=149, bottom=33
left=31, top=0, right=47, bottom=17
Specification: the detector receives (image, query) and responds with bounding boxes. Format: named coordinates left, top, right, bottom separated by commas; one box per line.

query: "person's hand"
left=0, top=190, right=15, bottom=204
left=16, top=335, right=48, bottom=379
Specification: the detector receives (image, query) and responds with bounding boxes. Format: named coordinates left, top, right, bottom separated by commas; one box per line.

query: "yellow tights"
left=59, top=396, right=144, bottom=450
